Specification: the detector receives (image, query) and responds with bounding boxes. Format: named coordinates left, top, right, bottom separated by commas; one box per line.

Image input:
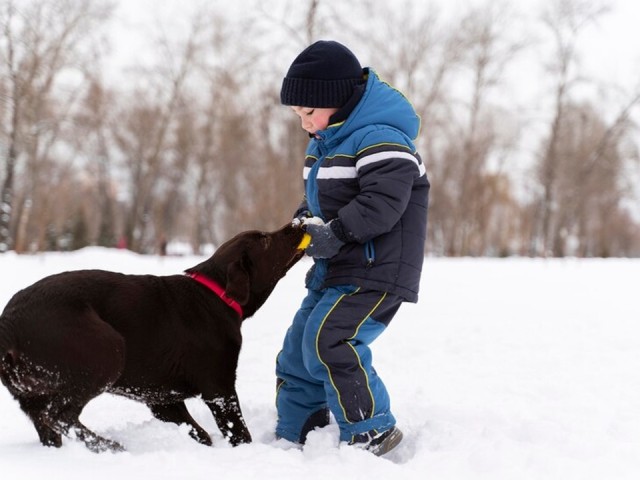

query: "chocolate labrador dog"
left=0, top=223, right=305, bottom=452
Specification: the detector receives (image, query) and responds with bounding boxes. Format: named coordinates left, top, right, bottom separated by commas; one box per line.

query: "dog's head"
left=186, top=223, right=305, bottom=319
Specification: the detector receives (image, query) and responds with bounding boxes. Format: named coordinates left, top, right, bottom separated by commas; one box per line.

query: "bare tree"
left=71, top=78, right=118, bottom=247
left=533, top=0, right=610, bottom=256
left=426, top=3, right=522, bottom=256
left=534, top=96, right=639, bottom=256
left=111, top=8, right=206, bottom=253
left=185, top=12, right=273, bottom=250
left=0, top=0, right=113, bottom=252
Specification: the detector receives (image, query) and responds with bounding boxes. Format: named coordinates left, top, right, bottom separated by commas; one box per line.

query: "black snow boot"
left=348, top=426, right=403, bottom=456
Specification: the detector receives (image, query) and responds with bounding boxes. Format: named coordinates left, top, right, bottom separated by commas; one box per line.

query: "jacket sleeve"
left=337, top=144, right=424, bottom=243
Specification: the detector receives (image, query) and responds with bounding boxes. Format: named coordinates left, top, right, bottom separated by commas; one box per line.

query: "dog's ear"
left=225, top=259, right=250, bottom=305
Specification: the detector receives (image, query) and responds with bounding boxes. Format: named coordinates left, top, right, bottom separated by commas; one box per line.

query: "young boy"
left=275, top=40, right=429, bottom=456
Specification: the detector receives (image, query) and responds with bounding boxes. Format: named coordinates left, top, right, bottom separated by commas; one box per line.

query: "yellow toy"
left=297, top=233, right=311, bottom=250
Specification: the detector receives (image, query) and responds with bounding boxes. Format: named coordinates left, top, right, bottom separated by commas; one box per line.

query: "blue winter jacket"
left=298, top=69, right=429, bottom=302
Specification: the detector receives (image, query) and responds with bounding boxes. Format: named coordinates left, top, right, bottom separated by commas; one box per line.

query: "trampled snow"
left=1, top=248, right=639, bottom=479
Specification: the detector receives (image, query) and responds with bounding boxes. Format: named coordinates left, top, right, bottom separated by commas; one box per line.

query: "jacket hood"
left=319, top=69, right=420, bottom=147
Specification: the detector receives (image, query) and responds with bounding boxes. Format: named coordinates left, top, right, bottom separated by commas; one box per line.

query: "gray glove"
left=304, top=219, right=346, bottom=259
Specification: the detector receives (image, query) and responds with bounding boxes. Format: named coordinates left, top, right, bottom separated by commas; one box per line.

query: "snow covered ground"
left=1, top=248, right=639, bottom=479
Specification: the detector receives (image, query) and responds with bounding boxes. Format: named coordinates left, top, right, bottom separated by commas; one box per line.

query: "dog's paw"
left=189, top=427, right=213, bottom=446
left=86, top=436, right=125, bottom=453
left=227, top=430, right=252, bottom=447
left=75, top=428, right=125, bottom=453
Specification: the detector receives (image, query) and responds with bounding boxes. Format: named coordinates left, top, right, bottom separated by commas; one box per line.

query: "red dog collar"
left=186, top=272, right=243, bottom=318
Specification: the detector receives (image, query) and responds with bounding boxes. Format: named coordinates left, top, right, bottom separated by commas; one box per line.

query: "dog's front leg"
left=204, top=392, right=252, bottom=446
left=149, top=402, right=212, bottom=446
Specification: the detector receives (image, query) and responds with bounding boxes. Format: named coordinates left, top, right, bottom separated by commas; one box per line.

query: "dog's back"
left=1, top=271, right=131, bottom=384
left=0, top=270, right=240, bottom=395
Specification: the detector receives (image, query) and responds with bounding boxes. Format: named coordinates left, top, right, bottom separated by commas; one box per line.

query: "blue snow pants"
left=275, top=285, right=402, bottom=443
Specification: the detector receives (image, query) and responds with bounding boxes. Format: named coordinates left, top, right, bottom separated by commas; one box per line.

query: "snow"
left=1, top=248, right=639, bottom=479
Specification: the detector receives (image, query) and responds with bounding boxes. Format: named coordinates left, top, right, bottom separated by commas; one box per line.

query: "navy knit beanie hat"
left=280, top=40, right=363, bottom=108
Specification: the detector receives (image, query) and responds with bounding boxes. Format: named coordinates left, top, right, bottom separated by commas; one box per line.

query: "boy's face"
left=291, top=106, right=339, bottom=134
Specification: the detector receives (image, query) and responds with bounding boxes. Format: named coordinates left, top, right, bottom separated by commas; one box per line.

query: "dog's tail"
left=0, top=314, right=30, bottom=397
left=0, top=313, right=19, bottom=372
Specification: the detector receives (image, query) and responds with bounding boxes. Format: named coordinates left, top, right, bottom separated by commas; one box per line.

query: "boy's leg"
left=275, top=289, right=330, bottom=443
left=301, top=286, right=403, bottom=442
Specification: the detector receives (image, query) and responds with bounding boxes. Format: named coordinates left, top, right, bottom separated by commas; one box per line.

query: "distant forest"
left=1, top=0, right=639, bottom=256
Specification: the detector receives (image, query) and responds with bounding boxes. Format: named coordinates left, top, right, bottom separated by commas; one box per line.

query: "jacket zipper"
left=365, top=240, right=375, bottom=267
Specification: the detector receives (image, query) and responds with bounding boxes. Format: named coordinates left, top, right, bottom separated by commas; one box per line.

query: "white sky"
left=572, top=0, right=640, bottom=91
left=108, top=0, right=640, bottom=93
